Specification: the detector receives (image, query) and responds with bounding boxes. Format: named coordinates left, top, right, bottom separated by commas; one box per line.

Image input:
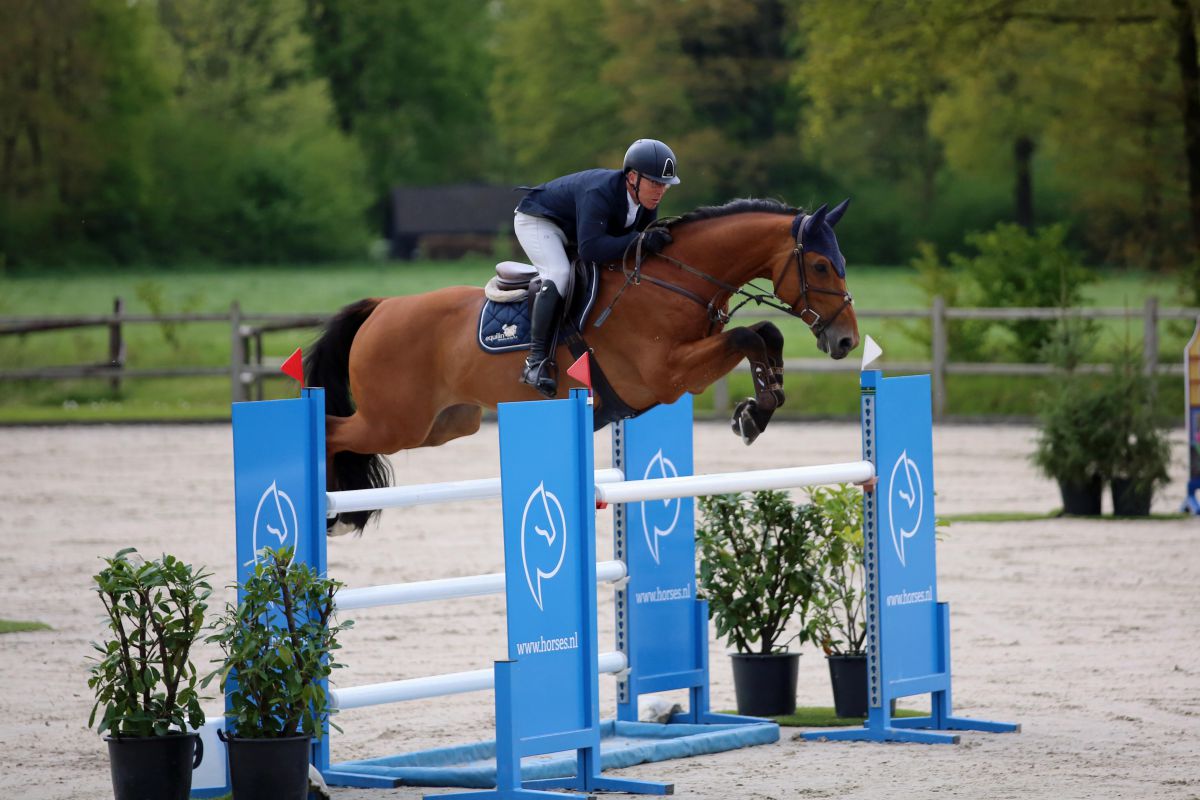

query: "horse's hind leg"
left=419, top=404, right=483, bottom=447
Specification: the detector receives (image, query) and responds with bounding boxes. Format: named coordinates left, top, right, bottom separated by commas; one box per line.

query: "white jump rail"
left=327, top=467, right=626, bottom=516
left=337, top=559, right=627, bottom=611
left=594, top=461, right=875, bottom=504
left=331, top=652, right=628, bottom=711
left=318, top=460, right=875, bottom=714
left=329, top=462, right=875, bottom=515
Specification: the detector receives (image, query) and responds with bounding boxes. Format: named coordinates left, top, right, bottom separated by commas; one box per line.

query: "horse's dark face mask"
left=791, top=198, right=850, bottom=277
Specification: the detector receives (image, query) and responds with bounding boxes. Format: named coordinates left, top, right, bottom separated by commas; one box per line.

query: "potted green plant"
left=1107, top=360, right=1172, bottom=516
left=806, top=484, right=870, bottom=718
left=206, top=546, right=351, bottom=800
left=88, top=548, right=211, bottom=800
left=696, top=490, right=821, bottom=717
left=1110, top=426, right=1171, bottom=515
left=1032, top=378, right=1122, bottom=515
left=1031, top=312, right=1113, bottom=514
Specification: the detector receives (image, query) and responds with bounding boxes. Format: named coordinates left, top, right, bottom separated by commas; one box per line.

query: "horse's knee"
left=726, top=326, right=765, bottom=356
left=750, top=321, right=785, bottom=354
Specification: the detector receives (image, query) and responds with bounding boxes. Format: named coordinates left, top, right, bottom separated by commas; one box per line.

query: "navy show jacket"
left=516, top=169, right=657, bottom=264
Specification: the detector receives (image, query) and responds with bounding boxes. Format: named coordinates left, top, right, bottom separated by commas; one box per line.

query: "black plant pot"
left=106, top=731, right=202, bottom=800
left=1111, top=477, right=1153, bottom=516
left=1058, top=475, right=1103, bottom=516
left=221, top=732, right=311, bottom=800
left=730, top=652, right=800, bottom=717
left=826, top=653, right=869, bottom=718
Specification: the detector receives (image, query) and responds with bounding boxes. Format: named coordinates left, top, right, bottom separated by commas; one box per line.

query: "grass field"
left=771, top=705, right=927, bottom=728
left=0, top=260, right=1193, bottom=423
left=0, top=619, right=51, bottom=634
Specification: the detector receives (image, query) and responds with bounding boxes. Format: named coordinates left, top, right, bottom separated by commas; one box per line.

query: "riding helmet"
left=622, top=139, right=681, bottom=185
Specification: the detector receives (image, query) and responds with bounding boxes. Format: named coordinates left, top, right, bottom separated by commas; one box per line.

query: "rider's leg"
left=513, top=212, right=571, bottom=397
left=523, top=282, right=565, bottom=396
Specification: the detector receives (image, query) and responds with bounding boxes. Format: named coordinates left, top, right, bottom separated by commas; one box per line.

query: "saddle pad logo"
left=485, top=323, right=520, bottom=344
left=887, top=450, right=924, bottom=567
left=641, top=449, right=681, bottom=564
left=249, top=480, right=298, bottom=567
left=521, top=481, right=568, bottom=610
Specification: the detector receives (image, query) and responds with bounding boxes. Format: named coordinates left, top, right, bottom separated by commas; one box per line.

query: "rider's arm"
left=575, top=187, right=639, bottom=264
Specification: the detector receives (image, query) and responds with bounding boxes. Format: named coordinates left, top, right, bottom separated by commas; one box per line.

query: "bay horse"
left=305, top=198, right=860, bottom=533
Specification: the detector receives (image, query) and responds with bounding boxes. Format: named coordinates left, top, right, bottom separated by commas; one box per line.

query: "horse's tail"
left=304, top=297, right=393, bottom=533
left=304, top=297, right=379, bottom=416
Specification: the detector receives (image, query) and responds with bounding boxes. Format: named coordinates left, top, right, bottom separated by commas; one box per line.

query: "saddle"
left=476, top=261, right=600, bottom=353
left=476, top=259, right=645, bottom=427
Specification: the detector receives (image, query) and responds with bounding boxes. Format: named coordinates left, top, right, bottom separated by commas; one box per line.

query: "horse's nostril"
left=838, top=337, right=853, bottom=352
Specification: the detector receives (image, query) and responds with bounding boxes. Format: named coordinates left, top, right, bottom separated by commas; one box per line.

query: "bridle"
left=593, top=212, right=854, bottom=336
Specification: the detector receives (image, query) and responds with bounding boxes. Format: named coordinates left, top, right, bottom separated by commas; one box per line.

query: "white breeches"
left=514, top=211, right=571, bottom=293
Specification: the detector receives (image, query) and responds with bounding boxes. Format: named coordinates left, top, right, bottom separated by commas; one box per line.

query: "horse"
left=305, top=197, right=860, bottom=533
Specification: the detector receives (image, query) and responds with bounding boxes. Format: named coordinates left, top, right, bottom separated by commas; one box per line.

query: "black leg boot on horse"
left=521, top=282, right=565, bottom=398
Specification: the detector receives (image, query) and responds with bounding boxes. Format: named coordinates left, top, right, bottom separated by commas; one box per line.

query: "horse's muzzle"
left=817, top=324, right=859, bottom=360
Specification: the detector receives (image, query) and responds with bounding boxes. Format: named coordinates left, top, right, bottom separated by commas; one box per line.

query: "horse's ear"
left=805, top=203, right=828, bottom=235
left=827, top=198, right=851, bottom=227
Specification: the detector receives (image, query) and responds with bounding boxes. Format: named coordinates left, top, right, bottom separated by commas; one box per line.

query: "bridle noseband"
left=593, top=213, right=853, bottom=336
left=785, top=236, right=854, bottom=337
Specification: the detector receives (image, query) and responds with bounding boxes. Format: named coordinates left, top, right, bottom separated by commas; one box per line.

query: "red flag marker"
left=567, top=352, right=593, bottom=391
left=281, top=347, right=304, bottom=384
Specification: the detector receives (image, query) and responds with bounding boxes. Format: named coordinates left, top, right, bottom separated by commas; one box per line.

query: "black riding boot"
left=521, top=282, right=565, bottom=398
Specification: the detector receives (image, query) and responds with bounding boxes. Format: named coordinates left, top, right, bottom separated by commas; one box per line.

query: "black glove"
left=640, top=228, right=673, bottom=255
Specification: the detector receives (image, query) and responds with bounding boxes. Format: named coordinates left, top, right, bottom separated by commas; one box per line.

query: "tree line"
left=1, top=0, right=1196, bottom=291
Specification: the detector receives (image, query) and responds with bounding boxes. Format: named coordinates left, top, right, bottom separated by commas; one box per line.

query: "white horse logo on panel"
left=641, top=449, right=680, bottom=564
left=520, top=481, right=567, bottom=610
left=887, top=450, right=924, bottom=567
left=249, top=480, right=298, bottom=567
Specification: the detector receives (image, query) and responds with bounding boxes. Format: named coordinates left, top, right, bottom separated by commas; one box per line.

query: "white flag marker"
left=861, top=334, right=883, bottom=371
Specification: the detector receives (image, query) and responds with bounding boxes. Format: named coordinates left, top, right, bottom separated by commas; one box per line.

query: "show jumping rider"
left=513, top=138, right=680, bottom=398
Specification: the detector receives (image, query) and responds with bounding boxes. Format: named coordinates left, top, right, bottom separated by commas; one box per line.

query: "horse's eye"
left=815, top=261, right=829, bottom=274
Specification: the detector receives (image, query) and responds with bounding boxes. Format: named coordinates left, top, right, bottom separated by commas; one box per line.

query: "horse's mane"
left=666, top=198, right=801, bottom=229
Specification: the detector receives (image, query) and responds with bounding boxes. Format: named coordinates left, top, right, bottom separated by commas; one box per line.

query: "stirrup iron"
left=521, top=357, right=558, bottom=398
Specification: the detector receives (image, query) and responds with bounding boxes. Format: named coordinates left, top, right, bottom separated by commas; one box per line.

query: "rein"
left=592, top=218, right=854, bottom=335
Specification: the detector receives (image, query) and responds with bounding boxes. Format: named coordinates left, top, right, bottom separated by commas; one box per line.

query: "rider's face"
left=627, top=173, right=669, bottom=209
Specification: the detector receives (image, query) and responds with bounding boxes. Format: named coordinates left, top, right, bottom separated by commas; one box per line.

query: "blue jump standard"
left=415, top=393, right=667, bottom=800
left=801, top=371, right=1018, bottom=744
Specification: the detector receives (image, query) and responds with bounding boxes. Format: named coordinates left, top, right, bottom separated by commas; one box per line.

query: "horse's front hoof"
left=731, top=399, right=762, bottom=446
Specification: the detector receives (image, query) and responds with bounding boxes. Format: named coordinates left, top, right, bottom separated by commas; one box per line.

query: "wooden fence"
left=0, top=301, right=319, bottom=403
left=1, top=298, right=1197, bottom=418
